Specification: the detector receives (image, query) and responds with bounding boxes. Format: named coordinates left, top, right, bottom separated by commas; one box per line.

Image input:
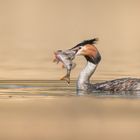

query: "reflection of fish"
left=53, top=50, right=76, bottom=84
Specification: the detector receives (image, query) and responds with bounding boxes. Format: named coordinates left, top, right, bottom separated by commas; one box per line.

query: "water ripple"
left=0, top=80, right=140, bottom=98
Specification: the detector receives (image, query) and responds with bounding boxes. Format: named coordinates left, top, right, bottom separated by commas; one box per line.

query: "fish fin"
left=53, top=51, right=60, bottom=63
left=61, top=64, right=65, bottom=68
left=53, top=57, right=59, bottom=64
left=60, top=75, right=70, bottom=84
left=53, top=58, right=58, bottom=63
left=53, top=52, right=57, bottom=62
left=53, top=59, right=56, bottom=62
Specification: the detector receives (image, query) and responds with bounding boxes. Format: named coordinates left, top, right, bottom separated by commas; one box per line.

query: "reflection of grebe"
left=70, top=38, right=140, bottom=92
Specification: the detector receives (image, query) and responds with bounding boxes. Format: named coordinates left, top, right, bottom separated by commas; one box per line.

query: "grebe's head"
left=70, top=38, right=101, bottom=64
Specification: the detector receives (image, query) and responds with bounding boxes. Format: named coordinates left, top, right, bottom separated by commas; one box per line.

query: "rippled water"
left=1, top=80, right=140, bottom=140
left=0, top=80, right=140, bottom=98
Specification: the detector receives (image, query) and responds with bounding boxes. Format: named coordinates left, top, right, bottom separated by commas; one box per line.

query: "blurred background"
left=0, top=0, right=140, bottom=80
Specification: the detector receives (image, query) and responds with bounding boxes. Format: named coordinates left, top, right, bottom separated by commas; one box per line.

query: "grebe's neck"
left=77, top=61, right=97, bottom=90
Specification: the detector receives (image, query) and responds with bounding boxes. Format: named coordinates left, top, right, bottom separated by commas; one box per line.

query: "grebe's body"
left=70, top=38, right=140, bottom=92
left=77, top=60, right=140, bottom=92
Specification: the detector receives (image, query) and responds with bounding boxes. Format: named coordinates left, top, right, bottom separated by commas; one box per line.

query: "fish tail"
left=60, top=75, right=70, bottom=84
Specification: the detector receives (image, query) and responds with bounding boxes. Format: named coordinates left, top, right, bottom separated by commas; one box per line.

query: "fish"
left=53, top=49, right=76, bottom=84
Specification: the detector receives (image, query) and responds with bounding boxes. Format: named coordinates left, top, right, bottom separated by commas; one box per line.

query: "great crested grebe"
left=69, top=38, right=140, bottom=92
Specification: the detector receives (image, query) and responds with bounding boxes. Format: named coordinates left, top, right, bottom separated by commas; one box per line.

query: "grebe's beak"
left=69, top=38, right=101, bottom=64
left=69, top=38, right=99, bottom=55
left=73, top=44, right=101, bottom=64
left=68, top=46, right=81, bottom=55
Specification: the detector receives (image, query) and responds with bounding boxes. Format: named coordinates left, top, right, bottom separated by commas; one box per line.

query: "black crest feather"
left=70, top=38, right=98, bottom=50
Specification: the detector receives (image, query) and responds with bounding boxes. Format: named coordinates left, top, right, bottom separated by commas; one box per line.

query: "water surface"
left=0, top=80, right=140, bottom=98
left=1, top=80, right=140, bottom=140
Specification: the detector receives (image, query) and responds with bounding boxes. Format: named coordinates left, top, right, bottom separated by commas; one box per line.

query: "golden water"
left=0, top=80, right=140, bottom=140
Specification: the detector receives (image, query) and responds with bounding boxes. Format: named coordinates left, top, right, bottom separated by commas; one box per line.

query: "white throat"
left=77, top=61, right=97, bottom=90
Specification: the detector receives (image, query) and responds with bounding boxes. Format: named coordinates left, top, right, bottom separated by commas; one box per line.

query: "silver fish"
left=53, top=50, right=76, bottom=84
